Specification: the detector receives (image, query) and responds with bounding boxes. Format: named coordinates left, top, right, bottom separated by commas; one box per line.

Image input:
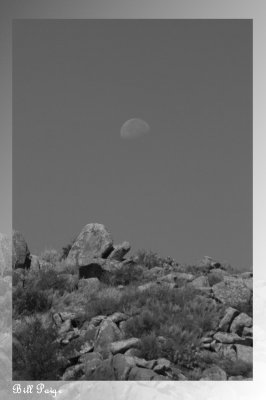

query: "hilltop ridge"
left=9, top=223, right=253, bottom=381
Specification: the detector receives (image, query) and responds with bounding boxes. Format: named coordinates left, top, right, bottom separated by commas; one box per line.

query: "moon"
left=120, top=118, right=150, bottom=140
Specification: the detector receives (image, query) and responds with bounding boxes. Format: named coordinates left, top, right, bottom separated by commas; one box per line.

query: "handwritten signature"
left=13, top=383, right=62, bottom=398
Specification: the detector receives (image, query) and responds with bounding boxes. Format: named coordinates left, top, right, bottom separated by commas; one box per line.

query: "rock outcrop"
left=12, top=223, right=253, bottom=381
left=66, top=223, right=114, bottom=268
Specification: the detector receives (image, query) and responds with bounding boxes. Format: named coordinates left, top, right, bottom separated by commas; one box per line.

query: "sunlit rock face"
left=66, top=223, right=114, bottom=268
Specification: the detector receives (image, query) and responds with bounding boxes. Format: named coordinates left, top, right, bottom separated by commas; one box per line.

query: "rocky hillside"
left=11, top=223, right=253, bottom=381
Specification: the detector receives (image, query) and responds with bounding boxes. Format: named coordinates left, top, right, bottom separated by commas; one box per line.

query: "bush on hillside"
left=13, top=316, right=65, bottom=380
left=39, top=248, right=61, bottom=268
left=13, top=286, right=52, bottom=317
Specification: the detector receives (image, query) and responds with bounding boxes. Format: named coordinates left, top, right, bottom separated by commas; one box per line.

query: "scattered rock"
left=213, top=332, right=252, bottom=346
left=243, top=278, right=253, bottom=291
left=190, top=275, right=210, bottom=289
left=62, top=336, right=94, bottom=362
left=230, top=313, right=252, bottom=335
left=133, top=357, right=157, bottom=369
left=197, top=256, right=221, bottom=271
left=200, top=365, right=227, bottom=380
left=108, top=312, right=129, bottom=324
left=58, top=319, right=72, bottom=335
left=80, top=351, right=102, bottom=365
left=212, top=277, right=252, bottom=308
left=235, top=344, right=253, bottom=365
left=215, top=344, right=237, bottom=361
left=218, top=307, right=239, bottom=332
left=108, top=241, right=131, bottom=261
left=62, top=364, right=84, bottom=380
left=153, top=358, right=171, bottom=374
left=242, top=326, right=253, bottom=337
left=113, top=353, right=135, bottom=380
left=128, top=366, right=166, bottom=381
left=94, top=319, right=123, bottom=356
left=110, top=338, right=141, bottom=355
left=89, top=357, right=117, bottom=380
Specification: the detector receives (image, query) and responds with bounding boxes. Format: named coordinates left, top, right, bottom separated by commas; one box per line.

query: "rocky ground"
left=8, top=223, right=253, bottom=381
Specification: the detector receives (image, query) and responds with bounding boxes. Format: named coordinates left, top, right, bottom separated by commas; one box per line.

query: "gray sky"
left=13, top=20, right=252, bottom=270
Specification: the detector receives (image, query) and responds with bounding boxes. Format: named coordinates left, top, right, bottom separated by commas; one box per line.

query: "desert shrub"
left=54, top=259, right=77, bottom=275
left=138, top=332, right=161, bottom=360
left=85, top=287, right=123, bottom=318
left=124, top=309, right=160, bottom=337
left=39, top=248, right=61, bottom=268
left=121, top=285, right=223, bottom=369
left=13, top=286, right=52, bottom=317
left=12, top=269, right=26, bottom=287
left=13, top=316, right=65, bottom=380
left=60, top=238, right=76, bottom=260
left=135, top=249, right=163, bottom=270
left=104, top=264, right=145, bottom=286
left=27, top=269, right=77, bottom=294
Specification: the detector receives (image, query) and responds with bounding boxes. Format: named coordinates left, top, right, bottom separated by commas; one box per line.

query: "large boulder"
left=12, top=230, right=30, bottom=269
left=66, top=223, right=114, bottom=268
left=212, top=277, right=252, bottom=308
left=0, top=233, right=12, bottom=276
left=108, top=241, right=131, bottom=261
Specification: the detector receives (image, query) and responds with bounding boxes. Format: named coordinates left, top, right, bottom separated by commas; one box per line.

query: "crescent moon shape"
left=120, top=118, right=150, bottom=140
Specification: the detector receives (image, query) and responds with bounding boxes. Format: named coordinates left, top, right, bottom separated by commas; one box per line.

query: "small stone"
left=190, top=275, right=210, bottom=289
left=58, top=319, right=72, bottom=335
left=110, top=338, right=141, bottom=355
left=200, top=365, right=227, bottom=380
left=108, top=312, right=129, bottom=324
left=218, top=307, right=239, bottom=332
left=62, top=364, right=84, bottom=380
left=235, top=344, right=253, bottom=365
left=108, top=241, right=131, bottom=261
left=230, top=313, right=252, bottom=335
left=242, top=326, right=253, bottom=337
